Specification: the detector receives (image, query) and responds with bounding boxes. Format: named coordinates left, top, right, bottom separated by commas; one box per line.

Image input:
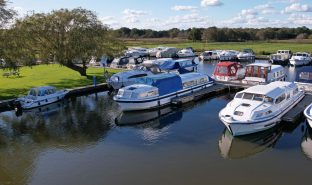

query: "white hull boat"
left=219, top=81, right=304, bottom=136
left=114, top=73, right=214, bottom=111
left=304, top=104, right=312, bottom=128
left=17, top=86, right=68, bottom=110
left=289, top=52, right=311, bottom=66
left=177, top=49, right=196, bottom=58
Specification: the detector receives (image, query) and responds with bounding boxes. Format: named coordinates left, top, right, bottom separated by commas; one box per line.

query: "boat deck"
left=215, top=81, right=254, bottom=88
left=282, top=94, right=312, bottom=123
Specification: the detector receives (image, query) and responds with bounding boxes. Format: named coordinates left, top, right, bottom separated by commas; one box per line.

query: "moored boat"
left=113, top=73, right=214, bottom=111
left=199, top=50, right=219, bottom=61
left=270, top=50, right=292, bottom=66
left=219, top=81, right=304, bottom=136
left=212, top=61, right=245, bottom=81
left=237, top=49, right=255, bottom=62
left=16, top=86, right=68, bottom=110
left=289, top=52, right=311, bottom=66
left=177, top=48, right=196, bottom=58
left=243, top=63, right=285, bottom=84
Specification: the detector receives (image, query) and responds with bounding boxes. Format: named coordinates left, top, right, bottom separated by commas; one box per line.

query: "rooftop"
left=242, top=81, right=294, bottom=98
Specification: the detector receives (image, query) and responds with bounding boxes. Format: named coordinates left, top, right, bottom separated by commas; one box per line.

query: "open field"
left=0, top=64, right=122, bottom=100
left=125, top=38, right=312, bottom=55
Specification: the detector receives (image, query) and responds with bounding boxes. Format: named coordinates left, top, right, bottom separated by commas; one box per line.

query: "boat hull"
left=270, top=59, right=289, bottom=66
left=115, top=83, right=213, bottom=111
left=304, top=104, right=312, bottom=129
left=220, top=91, right=304, bottom=136
left=289, top=59, right=310, bottom=66
left=19, top=91, right=68, bottom=110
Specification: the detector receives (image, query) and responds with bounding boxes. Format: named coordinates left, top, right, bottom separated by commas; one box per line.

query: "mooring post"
left=93, top=75, right=97, bottom=86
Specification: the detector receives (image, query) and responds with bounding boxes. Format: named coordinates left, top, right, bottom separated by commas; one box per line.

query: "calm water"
left=0, top=60, right=311, bottom=185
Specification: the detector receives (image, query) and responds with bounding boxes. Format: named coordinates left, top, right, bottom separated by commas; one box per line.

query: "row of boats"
left=14, top=56, right=312, bottom=137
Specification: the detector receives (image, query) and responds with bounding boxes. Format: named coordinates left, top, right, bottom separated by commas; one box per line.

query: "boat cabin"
left=243, top=63, right=285, bottom=84
left=159, top=59, right=198, bottom=73
left=28, top=86, right=57, bottom=97
left=213, top=62, right=245, bottom=81
left=110, top=56, right=130, bottom=68
left=295, top=66, right=312, bottom=93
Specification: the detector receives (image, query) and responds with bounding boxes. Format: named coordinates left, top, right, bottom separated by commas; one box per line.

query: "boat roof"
left=112, top=69, right=149, bottom=78
left=180, top=73, right=208, bottom=82
left=242, top=81, right=295, bottom=98
left=247, top=62, right=271, bottom=67
left=216, top=61, right=239, bottom=67
left=31, top=86, right=55, bottom=91
left=140, top=73, right=178, bottom=81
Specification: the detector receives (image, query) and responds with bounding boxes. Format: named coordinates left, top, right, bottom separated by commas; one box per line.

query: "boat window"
left=286, top=93, right=290, bottom=100
left=253, top=94, right=264, bottom=101
left=299, top=72, right=312, bottom=81
left=230, top=66, right=236, bottom=75
left=235, top=93, right=243, bottom=98
left=293, top=88, right=298, bottom=95
left=264, top=96, right=274, bottom=103
left=183, top=80, right=196, bottom=88
left=199, top=77, right=207, bottom=83
left=217, top=66, right=228, bottom=75
left=275, top=94, right=286, bottom=104
left=128, top=74, right=148, bottom=79
left=147, top=90, right=157, bottom=97
left=242, top=93, right=253, bottom=100
left=29, top=89, right=36, bottom=96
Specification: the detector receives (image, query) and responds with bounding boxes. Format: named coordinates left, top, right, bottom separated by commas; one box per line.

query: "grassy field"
left=0, top=64, right=122, bottom=100
left=125, top=38, right=312, bottom=55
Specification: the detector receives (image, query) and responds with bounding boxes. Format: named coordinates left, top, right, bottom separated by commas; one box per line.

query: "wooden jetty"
left=282, top=94, right=312, bottom=123
left=171, top=84, right=235, bottom=106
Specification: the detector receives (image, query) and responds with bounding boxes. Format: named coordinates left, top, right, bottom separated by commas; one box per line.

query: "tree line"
left=115, top=27, right=312, bottom=42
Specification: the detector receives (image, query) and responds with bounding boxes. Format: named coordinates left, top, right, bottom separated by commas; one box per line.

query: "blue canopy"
left=135, top=73, right=183, bottom=96
left=296, top=66, right=312, bottom=83
left=159, top=59, right=196, bottom=71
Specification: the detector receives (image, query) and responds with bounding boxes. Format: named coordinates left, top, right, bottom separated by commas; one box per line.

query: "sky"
left=8, top=0, right=312, bottom=30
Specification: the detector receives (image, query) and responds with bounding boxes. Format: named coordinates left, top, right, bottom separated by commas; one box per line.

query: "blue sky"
left=9, top=0, right=312, bottom=30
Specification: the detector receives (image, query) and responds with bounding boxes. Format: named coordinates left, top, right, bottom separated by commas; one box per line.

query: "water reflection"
left=218, top=126, right=283, bottom=159
left=0, top=93, right=119, bottom=185
left=301, top=125, right=312, bottom=160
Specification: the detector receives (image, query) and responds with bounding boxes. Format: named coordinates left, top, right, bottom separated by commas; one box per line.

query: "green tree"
left=12, top=8, right=124, bottom=76
left=188, top=28, right=202, bottom=42
left=0, top=0, right=15, bottom=27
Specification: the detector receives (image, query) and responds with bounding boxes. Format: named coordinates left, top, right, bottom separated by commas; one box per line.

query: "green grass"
left=0, top=64, right=122, bottom=100
left=125, top=39, right=312, bottom=55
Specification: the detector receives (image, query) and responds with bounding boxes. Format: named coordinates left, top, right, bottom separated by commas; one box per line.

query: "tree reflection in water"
left=0, top=93, right=119, bottom=185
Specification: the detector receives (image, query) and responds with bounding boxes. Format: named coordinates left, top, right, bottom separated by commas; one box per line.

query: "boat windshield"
left=235, top=92, right=273, bottom=103
left=216, top=66, right=228, bottom=75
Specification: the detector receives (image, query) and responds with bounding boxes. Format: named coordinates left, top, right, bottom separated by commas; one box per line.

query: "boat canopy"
left=28, top=86, right=56, bottom=96
left=296, top=66, right=312, bottom=83
left=135, top=73, right=182, bottom=96
left=241, top=81, right=295, bottom=99
left=213, top=62, right=243, bottom=77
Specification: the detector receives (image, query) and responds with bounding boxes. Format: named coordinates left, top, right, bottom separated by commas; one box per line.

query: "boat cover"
left=135, top=73, right=182, bottom=96
left=159, top=59, right=196, bottom=71
left=296, top=66, right=312, bottom=83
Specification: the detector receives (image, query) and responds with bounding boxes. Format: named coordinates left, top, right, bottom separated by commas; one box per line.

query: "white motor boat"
left=237, top=49, right=255, bottom=61
left=156, top=47, right=178, bottom=58
left=304, top=104, right=312, bottom=128
left=199, top=50, right=219, bottom=61
left=295, top=66, right=312, bottom=93
left=125, top=47, right=148, bottom=57
left=243, top=63, right=285, bottom=84
left=114, top=72, right=214, bottom=111
left=177, top=48, right=196, bottom=58
left=107, top=69, right=154, bottom=90
left=218, top=50, right=239, bottom=61
left=219, top=81, right=304, bottom=136
left=270, top=50, right=292, bottom=66
left=289, top=52, right=311, bottom=66
left=16, top=86, right=68, bottom=110
left=147, top=46, right=167, bottom=57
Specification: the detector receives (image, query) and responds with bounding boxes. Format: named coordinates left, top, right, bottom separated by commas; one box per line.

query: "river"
left=0, top=60, right=311, bottom=185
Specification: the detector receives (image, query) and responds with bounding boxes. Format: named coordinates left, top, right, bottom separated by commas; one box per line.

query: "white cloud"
left=122, top=9, right=148, bottom=23
left=200, top=0, right=223, bottom=7
left=255, top=4, right=276, bottom=14
left=288, top=13, right=312, bottom=25
left=171, top=5, right=197, bottom=11
left=283, top=3, right=312, bottom=13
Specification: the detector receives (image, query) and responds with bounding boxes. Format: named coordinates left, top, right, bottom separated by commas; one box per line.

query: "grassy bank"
left=125, top=38, right=312, bottom=55
left=0, top=64, right=122, bottom=100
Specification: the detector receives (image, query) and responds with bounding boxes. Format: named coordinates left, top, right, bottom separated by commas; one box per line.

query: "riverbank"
left=125, top=38, right=312, bottom=55
left=0, top=64, right=122, bottom=100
